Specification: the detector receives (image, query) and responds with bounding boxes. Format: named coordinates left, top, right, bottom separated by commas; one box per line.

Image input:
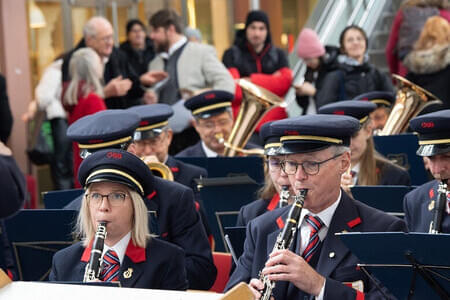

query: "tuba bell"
left=141, top=156, right=174, bottom=181
left=378, top=75, right=442, bottom=135
left=223, top=79, right=284, bottom=157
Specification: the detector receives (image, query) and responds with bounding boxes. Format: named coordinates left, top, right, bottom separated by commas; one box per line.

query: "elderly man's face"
left=193, top=111, right=234, bottom=154
left=428, top=152, right=450, bottom=184
left=133, top=129, right=172, bottom=163
left=284, top=147, right=350, bottom=213
left=86, top=21, right=114, bottom=58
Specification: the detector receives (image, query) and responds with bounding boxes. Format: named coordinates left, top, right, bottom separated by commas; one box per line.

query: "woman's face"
left=87, top=181, right=134, bottom=245
left=342, top=28, right=366, bottom=61
left=267, top=155, right=291, bottom=194
left=350, top=123, right=372, bottom=165
left=304, top=57, right=321, bottom=70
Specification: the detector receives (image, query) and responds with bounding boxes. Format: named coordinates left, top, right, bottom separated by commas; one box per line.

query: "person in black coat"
left=0, top=74, right=12, bottom=144
left=403, top=110, right=450, bottom=233
left=62, top=17, right=145, bottom=109
left=225, top=114, right=406, bottom=299
left=318, top=100, right=411, bottom=191
left=50, top=149, right=188, bottom=290
left=236, top=122, right=293, bottom=227
left=316, top=25, right=394, bottom=109
left=63, top=109, right=216, bottom=290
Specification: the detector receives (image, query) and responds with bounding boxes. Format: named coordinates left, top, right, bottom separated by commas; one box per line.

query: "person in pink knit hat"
left=294, top=28, right=340, bottom=114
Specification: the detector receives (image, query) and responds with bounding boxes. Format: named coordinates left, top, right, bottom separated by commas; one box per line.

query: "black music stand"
left=337, top=232, right=450, bottom=299
left=4, top=209, right=78, bottom=281
left=350, top=185, right=415, bottom=217
left=43, top=189, right=84, bottom=209
left=223, top=226, right=246, bottom=262
left=373, top=133, right=429, bottom=186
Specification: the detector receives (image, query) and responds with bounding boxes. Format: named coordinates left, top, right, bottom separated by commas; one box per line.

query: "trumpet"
left=141, top=156, right=174, bottom=181
left=215, top=132, right=265, bottom=156
left=83, top=222, right=107, bottom=282
left=429, top=180, right=448, bottom=234
left=259, top=189, right=308, bottom=300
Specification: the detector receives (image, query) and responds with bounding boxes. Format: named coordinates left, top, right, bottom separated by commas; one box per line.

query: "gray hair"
left=83, top=16, right=111, bottom=39
left=333, top=145, right=350, bottom=155
left=64, top=47, right=104, bottom=106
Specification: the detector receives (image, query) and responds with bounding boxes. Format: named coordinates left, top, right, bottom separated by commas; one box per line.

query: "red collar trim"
left=81, top=240, right=94, bottom=262
left=80, top=239, right=146, bottom=263
left=125, top=240, right=146, bottom=263
left=147, top=190, right=157, bottom=200
left=267, top=193, right=280, bottom=211
left=347, top=217, right=362, bottom=228
left=170, top=167, right=179, bottom=173
left=276, top=216, right=285, bottom=229
left=429, top=188, right=434, bottom=199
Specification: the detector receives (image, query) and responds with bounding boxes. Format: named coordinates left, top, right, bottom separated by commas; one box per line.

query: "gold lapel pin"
left=428, top=200, right=435, bottom=211
left=123, top=268, right=133, bottom=279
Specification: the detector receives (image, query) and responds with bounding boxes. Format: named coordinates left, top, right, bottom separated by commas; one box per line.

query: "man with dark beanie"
left=222, top=10, right=292, bottom=143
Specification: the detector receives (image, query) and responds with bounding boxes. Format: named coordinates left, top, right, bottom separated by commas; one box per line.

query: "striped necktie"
left=302, top=215, right=324, bottom=262
left=100, top=250, right=120, bottom=282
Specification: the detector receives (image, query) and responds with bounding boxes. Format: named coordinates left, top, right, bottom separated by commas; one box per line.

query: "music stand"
left=223, top=226, right=246, bottom=262
left=215, top=211, right=239, bottom=253
left=337, top=232, right=450, bottom=299
left=350, top=185, right=415, bottom=217
left=373, top=133, right=429, bottom=186
left=4, top=209, right=78, bottom=281
left=43, top=189, right=84, bottom=209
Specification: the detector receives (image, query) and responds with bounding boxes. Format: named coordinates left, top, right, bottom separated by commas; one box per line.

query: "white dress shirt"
left=201, top=141, right=219, bottom=157
left=102, top=231, right=131, bottom=265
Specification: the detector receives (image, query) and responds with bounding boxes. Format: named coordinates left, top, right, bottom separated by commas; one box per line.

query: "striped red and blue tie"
left=100, top=250, right=120, bottom=282
left=302, top=215, right=324, bottom=263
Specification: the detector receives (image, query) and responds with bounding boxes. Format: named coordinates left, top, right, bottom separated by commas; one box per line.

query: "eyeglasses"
left=265, top=158, right=281, bottom=171
left=86, top=192, right=128, bottom=207
left=281, top=153, right=343, bottom=176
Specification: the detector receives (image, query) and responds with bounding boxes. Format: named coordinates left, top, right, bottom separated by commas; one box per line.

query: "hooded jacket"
left=222, top=11, right=292, bottom=132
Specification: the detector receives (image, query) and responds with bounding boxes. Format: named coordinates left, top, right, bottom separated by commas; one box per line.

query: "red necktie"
left=302, top=215, right=324, bottom=262
left=100, top=250, right=120, bottom=282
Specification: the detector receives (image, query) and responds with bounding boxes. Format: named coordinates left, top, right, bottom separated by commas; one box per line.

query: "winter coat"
left=404, top=43, right=450, bottom=112
left=315, top=56, right=394, bottom=109
left=119, top=38, right=155, bottom=76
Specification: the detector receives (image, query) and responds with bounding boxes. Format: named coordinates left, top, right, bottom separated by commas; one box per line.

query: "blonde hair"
left=77, top=186, right=150, bottom=248
left=414, top=16, right=450, bottom=50
left=64, top=47, right=104, bottom=106
left=257, top=159, right=278, bottom=200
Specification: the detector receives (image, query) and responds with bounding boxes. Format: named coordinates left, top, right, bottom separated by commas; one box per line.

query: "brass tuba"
left=223, top=79, right=284, bottom=157
left=378, top=75, right=442, bottom=135
left=141, top=156, right=174, bottom=181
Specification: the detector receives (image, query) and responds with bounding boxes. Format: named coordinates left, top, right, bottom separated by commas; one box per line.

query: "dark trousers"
left=50, top=118, right=73, bottom=190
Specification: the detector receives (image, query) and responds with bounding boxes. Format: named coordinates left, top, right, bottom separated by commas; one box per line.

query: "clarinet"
left=259, top=189, right=308, bottom=300
left=83, top=222, right=107, bottom=282
left=279, top=186, right=290, bottom=208
left=429, top=180, right=448, bottom=234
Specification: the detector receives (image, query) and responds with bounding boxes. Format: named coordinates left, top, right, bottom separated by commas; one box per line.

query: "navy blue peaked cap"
left=127, top=104, right=174, bottom=140
left=410, top=109, right=450, bottom=157
left=184, top=90, right=233, bottom=119
left=318, top=100, right=376, bottom=124
left=353, top=91, right=395, bottom=108
left=259, top=121, right=281, bottom=156
left=79, top=149, right=154, bottom=197
left=67, top=110, right=140, bottom=151
left=271, top=114, right=360, bottom=154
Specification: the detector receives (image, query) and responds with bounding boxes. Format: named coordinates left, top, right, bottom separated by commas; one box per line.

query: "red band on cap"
left=88, top=139, right=104, bottom=143
left=106, top=152, right=122, bottom=159
left=284, top=130, right=299, bottom=135
left=140, top=120, right=149, bottom=126
left=333, top=110, right=345, bottom=115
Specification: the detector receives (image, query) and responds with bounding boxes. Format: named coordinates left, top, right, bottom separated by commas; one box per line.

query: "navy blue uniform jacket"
left=236, top=194, right=280, bottom=227
left=404, top=180, right=450, bottom=233
left=63, top=177, right=216, bottom=290
left=226, top=191, right=407, bottom=299
left=377, top=160, right=411, bottom=186
left=49, top=238, right=188, bottom=290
